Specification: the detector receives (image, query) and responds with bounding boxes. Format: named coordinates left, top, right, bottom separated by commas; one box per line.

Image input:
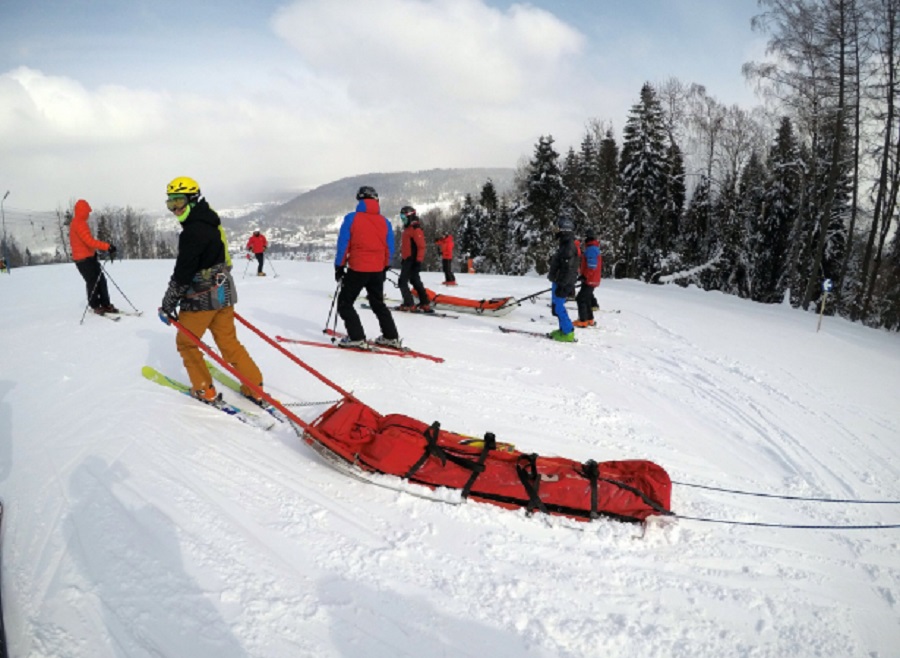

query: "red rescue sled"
left=305, top=398, right=672, bottom=523
left=412, top=288, right=517, bottom=316
left=175, top=312, right=673, bottom=525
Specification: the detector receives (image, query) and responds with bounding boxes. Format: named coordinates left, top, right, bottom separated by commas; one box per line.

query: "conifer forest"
left=456, top=0, right=900, bottom=331
left=3, top=0, right=900, bottom=331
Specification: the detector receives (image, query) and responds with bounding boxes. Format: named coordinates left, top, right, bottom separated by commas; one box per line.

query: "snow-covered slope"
left=1, top=260, right=898, bottom=657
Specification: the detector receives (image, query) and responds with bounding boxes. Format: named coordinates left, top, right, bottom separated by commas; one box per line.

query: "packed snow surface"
left=1, top=259, right=898, bottom=657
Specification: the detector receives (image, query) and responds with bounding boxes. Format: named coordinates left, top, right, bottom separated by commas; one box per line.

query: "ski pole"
left=79, top=259, right=106, bottom=324
left=242, top=253, right=252, bottom=279
left=99, top=260, right=140, bottom=312
left=325, top=280, right=341, bottom=336
left=266, top=254, right=278, bottom=278
left=512, top=287, right=552, bottom=305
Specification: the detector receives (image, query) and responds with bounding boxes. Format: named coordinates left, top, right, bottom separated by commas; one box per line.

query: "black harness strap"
left=581, top=460, right=600, bottom=520
left=404, top=422, right=445, bottom=478
left=460, top=432, right=495, bottom=499
left=515, top=453, right=548, bottom=516
left=404, top=421, right=485, bottom=482
left=597, top=475, right=674, bottom=517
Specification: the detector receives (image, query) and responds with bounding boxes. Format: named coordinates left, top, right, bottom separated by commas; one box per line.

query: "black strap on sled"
left=597, top=474, right=674, bottom=517
left=459, top=432, right=494, bottom=499
left=515, top=453, right=548, bottom=516
left=404, top=422, right=486, bottom=484
left=581, top=459, right=601, bottom=520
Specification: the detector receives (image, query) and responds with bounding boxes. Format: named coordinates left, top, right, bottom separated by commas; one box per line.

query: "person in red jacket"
left=397, top=206, right=432, bottom=312
left=246, top=230, right=268, bottom=276
left=574, top=229, right=602, bottom=327
left=68, top=199, right=118, bottom=314
left=434, top=231, right=457, bottom=285
left=333, top=186, right=401, bottom=349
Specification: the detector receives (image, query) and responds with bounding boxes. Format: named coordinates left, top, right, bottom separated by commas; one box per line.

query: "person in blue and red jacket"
left=574, top=228, right=602, bottom=327
left=397, top=206, right=432, bottom=312
left=333, top=186, right=401, bottom=349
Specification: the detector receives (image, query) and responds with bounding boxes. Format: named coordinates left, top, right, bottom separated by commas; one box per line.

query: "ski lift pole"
left=1, top=190, right=10, bottom=274
left=816, top=278, right=833, bottom=333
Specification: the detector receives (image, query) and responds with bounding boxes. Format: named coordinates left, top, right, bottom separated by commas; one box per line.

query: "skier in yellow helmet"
left=158, top=176, right=264, bottom=404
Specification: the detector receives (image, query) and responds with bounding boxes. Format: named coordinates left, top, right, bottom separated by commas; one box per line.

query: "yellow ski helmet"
left=166, top=176, right=200, bottom=197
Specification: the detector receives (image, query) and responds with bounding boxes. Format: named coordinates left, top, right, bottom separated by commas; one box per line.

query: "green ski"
left=203, top=360, right=287, bottom=424
left=141, top=366, right=274, bottom=430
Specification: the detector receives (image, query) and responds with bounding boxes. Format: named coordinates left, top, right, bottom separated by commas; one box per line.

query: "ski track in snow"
left=1, top=261, right=899, bottom=657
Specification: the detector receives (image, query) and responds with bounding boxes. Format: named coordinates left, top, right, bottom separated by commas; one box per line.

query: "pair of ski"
left=142, top=361, right=283, bottom=430
left=96, top=309, right=144, bottom=323
left=276, top=329, right=444, bottom=363
left=498, top=326, right=577, bottom=342
left=362, top=302, right=459, bottom=319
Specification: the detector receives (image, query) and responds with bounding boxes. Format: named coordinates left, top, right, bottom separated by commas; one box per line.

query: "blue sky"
left=0, top=0, right=767, bottom=211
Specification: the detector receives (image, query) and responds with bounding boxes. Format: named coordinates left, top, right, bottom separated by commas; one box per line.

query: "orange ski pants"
left=176, top=306, right=263, bottom=396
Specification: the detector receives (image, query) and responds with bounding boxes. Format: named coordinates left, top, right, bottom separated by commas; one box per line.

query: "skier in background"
left=547, top=215, right=579, bottom=342
left=246, top=229, right=268, bottom=276
left=333, top=186, right=401, bottom=349
left=434, top=230, right=457, bottom=285
left=69, top=198, right=118, bottom=315
left=397, top=206, right=432, bottom=313
left=158, top=176, right=265, bottom=404
left=574, top=228, right=602, bottom=327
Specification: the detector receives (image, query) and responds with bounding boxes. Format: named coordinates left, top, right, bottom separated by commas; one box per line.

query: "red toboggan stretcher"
left=170, top=312, right=673, bottom=525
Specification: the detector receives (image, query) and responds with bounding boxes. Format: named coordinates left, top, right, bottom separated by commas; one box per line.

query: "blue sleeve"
left=385, top=219, right=395, bottom=260
left=334, top=213, right=354, bottom=266
left=587, top=245, right=600, bottom=269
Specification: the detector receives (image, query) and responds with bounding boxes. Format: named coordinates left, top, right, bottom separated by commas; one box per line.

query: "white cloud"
left=0, top=67, right=166, bottom=147
left=271, top=0, right=585, bottom=106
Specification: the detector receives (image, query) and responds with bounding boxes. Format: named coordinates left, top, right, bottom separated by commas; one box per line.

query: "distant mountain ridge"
left=217, top=167, right=514, bottom=253
left=225, top=167, right=514, bottom=229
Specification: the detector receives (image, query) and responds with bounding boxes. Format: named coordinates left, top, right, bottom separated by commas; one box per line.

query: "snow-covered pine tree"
left=596, top=128, right=623, bottom=276
left=737, top=150, right=768, bottom=301
left=456, top=193, right=482, bottom=263
left=679, top=174, right=713, bottom=275
left=519, top=135, right=565, bottom=275
left=620, top=83, right=669, bottom=280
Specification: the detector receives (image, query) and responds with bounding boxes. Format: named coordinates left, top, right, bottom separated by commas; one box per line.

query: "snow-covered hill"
left=1, top=260, right=898, bottom=657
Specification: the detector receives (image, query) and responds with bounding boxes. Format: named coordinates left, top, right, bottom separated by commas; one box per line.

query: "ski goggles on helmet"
left=166, top=194, right=189, bottom=213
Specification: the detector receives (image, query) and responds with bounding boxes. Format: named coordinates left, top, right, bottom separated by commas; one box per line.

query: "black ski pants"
left=576, top=283, right=595, bottom=322
left=398, top=258, right=428, bottom=307
left=441, top=258, right=456, bottom=283
left=255, top=252, right=265, bottom=274
left=75, top=255, right=111, bottom=309
left=337, top=269, right=399, bottom=341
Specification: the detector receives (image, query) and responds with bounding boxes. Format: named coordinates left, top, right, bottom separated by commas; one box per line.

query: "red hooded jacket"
left=69, top=199, right=110, bottom=261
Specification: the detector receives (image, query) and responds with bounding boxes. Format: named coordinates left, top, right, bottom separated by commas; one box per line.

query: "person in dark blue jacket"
left=547, top=215, right=579, bottom=342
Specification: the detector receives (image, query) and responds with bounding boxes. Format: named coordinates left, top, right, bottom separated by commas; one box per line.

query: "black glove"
left=160, top=280, right=185, bottom=316
left=335, top=265, right=345, bottom=282
left=107, top=244, right=117, bottom=261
